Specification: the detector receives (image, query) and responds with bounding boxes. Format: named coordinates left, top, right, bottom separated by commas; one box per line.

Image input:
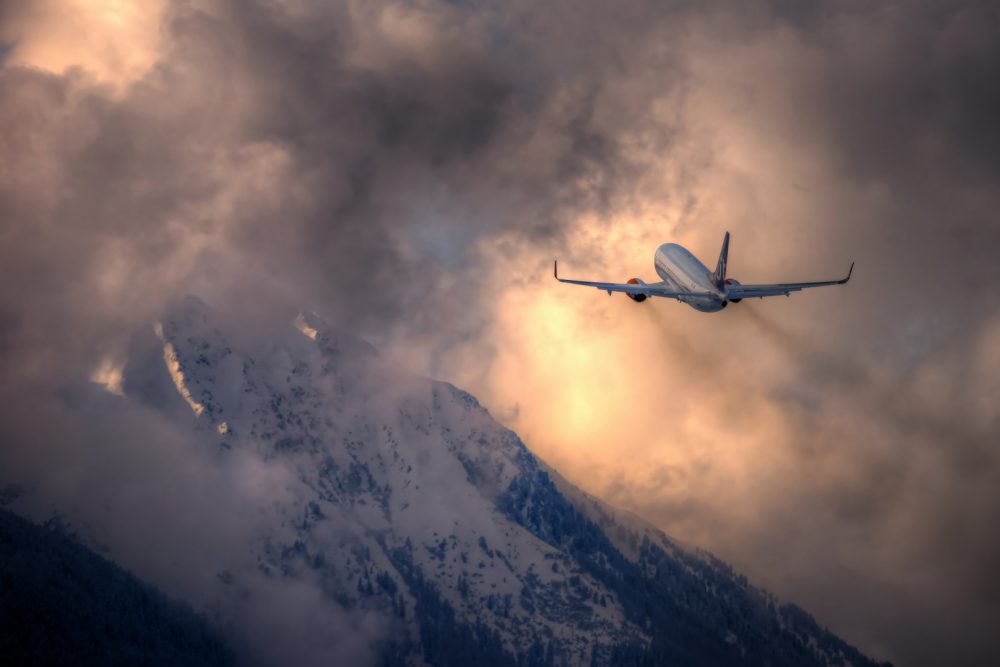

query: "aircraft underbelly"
left=655, top=244, right=726, bottom=312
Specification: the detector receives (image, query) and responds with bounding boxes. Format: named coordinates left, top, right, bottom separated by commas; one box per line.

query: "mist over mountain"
left=0, top=297, right=889, bottom=665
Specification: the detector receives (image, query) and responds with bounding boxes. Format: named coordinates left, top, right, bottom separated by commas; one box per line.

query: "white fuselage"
left=654, top=243, right=727, bottom=312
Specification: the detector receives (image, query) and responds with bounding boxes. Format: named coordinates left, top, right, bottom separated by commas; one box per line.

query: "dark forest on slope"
left=0, top=508, right=233, bottom=667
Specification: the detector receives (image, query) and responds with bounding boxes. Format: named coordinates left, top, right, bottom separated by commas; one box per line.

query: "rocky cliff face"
left=64, top=296, right=885, bottom=666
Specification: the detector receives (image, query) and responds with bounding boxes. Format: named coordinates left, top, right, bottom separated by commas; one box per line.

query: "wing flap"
left=554, top=261, right=714, bottom=300
left=726, top=287, right=795, bottom=298
left=726, top=262, right=854, bottom=300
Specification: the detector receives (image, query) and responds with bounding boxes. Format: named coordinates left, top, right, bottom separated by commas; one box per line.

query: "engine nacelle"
left=626, top=278, right=647, bottom=302
left=724, top=278, right=742, bottom=303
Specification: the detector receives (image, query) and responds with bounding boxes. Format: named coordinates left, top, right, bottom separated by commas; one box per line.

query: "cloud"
left=0, top=0, right=168, bottom=88
left=0, top=1, right=998, bottom=665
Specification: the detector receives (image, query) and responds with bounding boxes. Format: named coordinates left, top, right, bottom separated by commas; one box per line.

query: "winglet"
left=841, top=261, right=854, bottom=284
left=554, top=260, right=559, bottom=280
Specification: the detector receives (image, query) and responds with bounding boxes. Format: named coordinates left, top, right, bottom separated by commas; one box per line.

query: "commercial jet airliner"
left=554, top=232, right=852, bottom=312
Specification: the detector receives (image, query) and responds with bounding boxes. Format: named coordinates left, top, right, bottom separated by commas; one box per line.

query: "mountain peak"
left=294, top=310, right=379, bottom=363
left=106, top=299, right=887, bottom=666
left=162, top=294, right=217, bottom=328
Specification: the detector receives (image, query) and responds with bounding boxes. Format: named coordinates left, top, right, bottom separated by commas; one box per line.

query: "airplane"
left=554, top=231, right=853, bottom=312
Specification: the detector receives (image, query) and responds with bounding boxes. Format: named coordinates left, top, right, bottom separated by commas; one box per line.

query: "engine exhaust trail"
left=738, top=307, right=994, bottom=473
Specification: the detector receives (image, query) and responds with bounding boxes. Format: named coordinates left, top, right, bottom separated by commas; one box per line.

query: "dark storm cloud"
left=1, top=1, right=999, bottom=666
left=0, top=2, right=691, bottom=663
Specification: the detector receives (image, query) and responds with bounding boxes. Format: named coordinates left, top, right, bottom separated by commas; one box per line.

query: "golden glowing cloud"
left=386, top=22, right=874, bottom=554
left=2, top=0, right=168, bottom=88
left=89, top=354, right=126, bottom=396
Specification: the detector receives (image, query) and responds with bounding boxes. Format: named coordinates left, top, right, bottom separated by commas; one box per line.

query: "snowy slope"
left=113, top=296, right=884, bottom=667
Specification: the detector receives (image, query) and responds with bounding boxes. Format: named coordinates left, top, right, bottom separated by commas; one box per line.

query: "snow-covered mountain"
left=100, top=296, right=884, bottom=666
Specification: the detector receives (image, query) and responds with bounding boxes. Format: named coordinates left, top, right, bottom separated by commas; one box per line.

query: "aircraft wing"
left=553, top=261, right=715, bottom=300
left=726, top=262, right=854, bottom=299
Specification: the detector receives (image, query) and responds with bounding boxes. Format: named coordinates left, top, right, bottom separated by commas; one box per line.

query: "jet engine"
left=626, top=278, right=648, bottom=302
left=724, top=278, right=742, bottom=303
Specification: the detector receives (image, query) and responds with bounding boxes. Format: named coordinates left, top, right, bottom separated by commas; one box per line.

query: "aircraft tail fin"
left=710, top=231, right=730, bottom=288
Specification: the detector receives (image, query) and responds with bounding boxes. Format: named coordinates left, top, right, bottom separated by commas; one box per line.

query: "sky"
left=1, top=1, right=999, bottom=665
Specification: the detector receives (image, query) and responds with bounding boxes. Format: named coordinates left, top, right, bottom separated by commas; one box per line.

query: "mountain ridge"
left=13, top=295, right=888, bottom=666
